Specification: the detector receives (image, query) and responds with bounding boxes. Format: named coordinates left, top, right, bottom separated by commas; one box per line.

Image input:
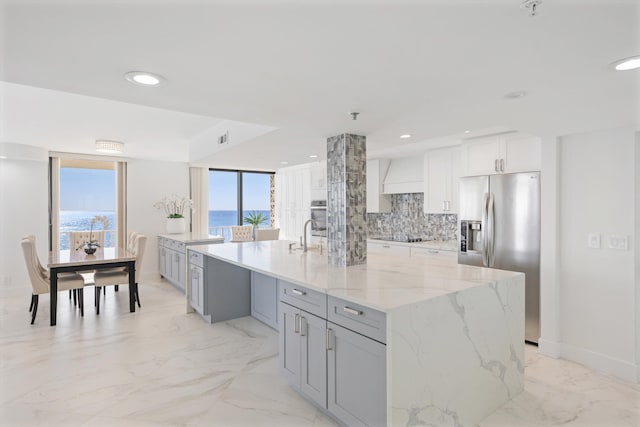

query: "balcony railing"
left=208, top=226, right=234, bottom=242
left=60, top=230, right=115, bottom=251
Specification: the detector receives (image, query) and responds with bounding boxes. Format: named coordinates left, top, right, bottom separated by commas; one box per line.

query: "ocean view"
left=59, top=210, right=271, bottom=248
left=208, top=210, right=271, bottom=228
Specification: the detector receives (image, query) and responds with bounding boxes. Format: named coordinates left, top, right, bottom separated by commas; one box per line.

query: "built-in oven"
left=310, top=200, right=327, bottom=237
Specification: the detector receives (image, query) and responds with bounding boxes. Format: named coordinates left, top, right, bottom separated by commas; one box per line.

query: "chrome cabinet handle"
left=291, top=288, right=306, bottom=296
left=494, top=159, right=499, bottom=172
left=326, top=328, right=333, bottom=351
left=445, top=200, right=450, bottom=211
left=382, top=245, right=391, bottom=248
left=343, top=306, right=362, bottom=316
left=500, top=158, right=505, bottom=172
left=300, top=317, right=307, bottom=337
left=294, top=313, right=300, bottom=333
left=442, top=200, right=447, bottom=211
left=428, top=249, right=439, bottom=254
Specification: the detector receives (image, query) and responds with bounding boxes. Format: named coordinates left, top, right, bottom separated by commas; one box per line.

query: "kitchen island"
left=188, top=240, right=525, bottom=427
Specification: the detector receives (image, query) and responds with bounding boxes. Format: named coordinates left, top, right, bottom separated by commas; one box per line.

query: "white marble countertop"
left=189, top=240, right=522, bottom=312
left=159, top=233, right=224, bottom=244
left=367, top=238, right=458, bottom=251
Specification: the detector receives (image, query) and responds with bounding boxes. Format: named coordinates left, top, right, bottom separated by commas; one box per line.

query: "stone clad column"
left=326, top=133, right=367, bottom=266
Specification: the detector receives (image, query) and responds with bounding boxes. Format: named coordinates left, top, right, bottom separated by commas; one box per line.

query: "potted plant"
left=243, top=210, right=268, bottom=239
left=77, top=215, right=109, bottom=254
left=154, top=194, right=193, bottom=234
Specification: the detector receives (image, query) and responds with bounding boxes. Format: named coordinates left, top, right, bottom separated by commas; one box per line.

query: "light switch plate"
left=587, top=233, right=600, bottom=249
left=608, top=235, right=628, bottom=250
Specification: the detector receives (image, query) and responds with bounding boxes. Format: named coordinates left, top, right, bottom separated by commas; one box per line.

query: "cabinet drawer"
left=279, top=280, right=326, bottom=318
left=410, top=247, right=457, bottom=264
left=327, top=296, right=386, bottom=344
left=368, top=242, right=411, bottom=257
left=170, top=240, right=186, bottom=252
left=188, top=251, right=204, bottom=268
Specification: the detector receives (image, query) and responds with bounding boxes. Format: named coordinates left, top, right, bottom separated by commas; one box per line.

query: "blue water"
left=208, top=210, right=270, bottom=228
left=60, top=210, right=115, bottom=250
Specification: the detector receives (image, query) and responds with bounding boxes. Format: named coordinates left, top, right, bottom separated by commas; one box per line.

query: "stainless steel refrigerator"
left=458, top=172, right=540, bottom=344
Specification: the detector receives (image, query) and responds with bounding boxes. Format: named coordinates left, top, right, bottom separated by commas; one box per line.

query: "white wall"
left=0, top=146, right=49, bottom=289
left=126, top=159, right=189, bottom=280
left=635, top=132, right=640, bottom=383
left=540, top=128, right=637, bottom=381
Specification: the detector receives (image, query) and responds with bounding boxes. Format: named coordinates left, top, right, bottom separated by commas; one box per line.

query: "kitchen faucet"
left=303, top=219, right=317, bottom=252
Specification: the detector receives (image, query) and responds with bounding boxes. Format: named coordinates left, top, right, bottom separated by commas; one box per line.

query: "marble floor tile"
left=1, top=279, right=638, bottom=426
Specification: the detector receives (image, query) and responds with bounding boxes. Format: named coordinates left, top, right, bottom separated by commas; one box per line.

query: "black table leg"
left=50, top=268, right=58, bottom=326
left=128, top=260, right=136, bottom=312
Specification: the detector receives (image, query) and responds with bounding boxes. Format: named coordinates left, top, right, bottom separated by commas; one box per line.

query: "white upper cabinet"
left=460, top=134, right=541, bottom=176
left=423, top=146, right=461, bottom=214
left=309, top=162, right=327, bottom=201
left=366, top=159, right=391, bottom=213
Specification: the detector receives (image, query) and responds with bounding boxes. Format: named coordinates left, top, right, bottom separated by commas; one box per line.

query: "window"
left=208, top=169, right=273, bottom=239
left=49, top=157, right=126, bottom=251
left=59, top=165, right=115, bottom=249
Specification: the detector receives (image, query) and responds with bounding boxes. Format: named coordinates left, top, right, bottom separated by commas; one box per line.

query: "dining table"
left=47, top=247, right=137, bottom=326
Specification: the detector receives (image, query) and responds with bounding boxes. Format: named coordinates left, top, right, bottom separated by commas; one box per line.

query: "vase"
left=166, top=217, right=186, bottom=234
left=84, top=245, right=97, bottom=255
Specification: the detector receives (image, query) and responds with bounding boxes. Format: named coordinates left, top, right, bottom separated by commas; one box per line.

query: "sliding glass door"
left=208, top=169, right=273, bottom=239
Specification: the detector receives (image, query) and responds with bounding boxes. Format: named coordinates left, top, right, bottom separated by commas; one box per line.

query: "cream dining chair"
left=230, top=225, right=253, bottom=242
left=68, top=230, right=107, bottom=304
left=92, top=234, right=147, bottom=315
left=21, top=236, right=86, bottom=324
left=254, top=228, right=280, bottom=241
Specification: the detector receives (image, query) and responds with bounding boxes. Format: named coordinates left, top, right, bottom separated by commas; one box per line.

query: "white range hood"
left=382, top=156, right=424, bottom=194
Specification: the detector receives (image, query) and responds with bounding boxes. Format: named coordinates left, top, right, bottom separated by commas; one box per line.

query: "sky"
left=208, top=170, right=270, bottom=211
left=60, top=168, right=115, bottom=211
left=59, top=167, right=269, bottom=212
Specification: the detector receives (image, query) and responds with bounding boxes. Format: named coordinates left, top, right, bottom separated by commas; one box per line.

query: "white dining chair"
left=254, top=228, right=280, bottom=241
left=230, top=225, right=253, bottom=242
left=92, top=234, right=147, bottom=315
left=21, top=236, right=86, bottom=324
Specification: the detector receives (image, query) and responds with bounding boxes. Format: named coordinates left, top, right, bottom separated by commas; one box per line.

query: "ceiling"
left=0, top=0, right=637, bottom=170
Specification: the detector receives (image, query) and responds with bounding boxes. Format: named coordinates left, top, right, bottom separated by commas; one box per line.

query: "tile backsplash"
left=367, top=193, right=458, bottom=241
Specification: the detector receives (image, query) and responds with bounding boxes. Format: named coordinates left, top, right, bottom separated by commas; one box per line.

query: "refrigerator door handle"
left=482, top=192, right=490, bottom=266
left=487, top=192, right=496, bottom=267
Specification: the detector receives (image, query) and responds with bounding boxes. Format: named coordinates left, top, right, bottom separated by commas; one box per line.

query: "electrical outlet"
left=608, top=235, right=628, bottom=250
left=587, top=233, right=600, bottom=249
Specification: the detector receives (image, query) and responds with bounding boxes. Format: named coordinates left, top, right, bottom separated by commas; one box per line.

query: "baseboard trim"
left=538, top=338, right=638, bottom=383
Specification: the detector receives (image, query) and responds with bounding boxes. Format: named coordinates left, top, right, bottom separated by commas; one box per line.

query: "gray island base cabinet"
left=280, top=282, right=387, bottom=426
left=159, top=234, right=223, bottom=293
left=188, top=240, right=525, bottom=427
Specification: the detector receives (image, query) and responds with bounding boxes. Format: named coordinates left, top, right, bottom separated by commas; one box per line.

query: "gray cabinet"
left=251, top=272, right=278, bottom=330
left=159, top=235, right=224, bottom=293
left=327, top=322, right=386, bottom=427
left=188, top=251, right=204, bottom=314
left=279, top=301, right=327, bottom=409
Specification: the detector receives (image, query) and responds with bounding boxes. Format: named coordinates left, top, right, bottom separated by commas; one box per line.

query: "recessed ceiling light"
left=280, top=161, right=289, bottom=165
left=0, top=155, right=6, bottom=159
left=95, top=140, right=125, bottom=154
left=464, top=130, right=471, bottom=134
left=124, top=71, right=165, bottom=86
left=612, top=55, right=640, bottom=71
left=400, top=134, right=412, bottom=139
left=504, top=90, right=527, bottom=100
left=309, top=155, right=318, bottom=158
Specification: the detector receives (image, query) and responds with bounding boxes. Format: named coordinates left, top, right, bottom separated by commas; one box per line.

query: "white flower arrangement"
left=154, top=194, right=193, bottom=218
left=77, top=215, right=109, bottom=250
